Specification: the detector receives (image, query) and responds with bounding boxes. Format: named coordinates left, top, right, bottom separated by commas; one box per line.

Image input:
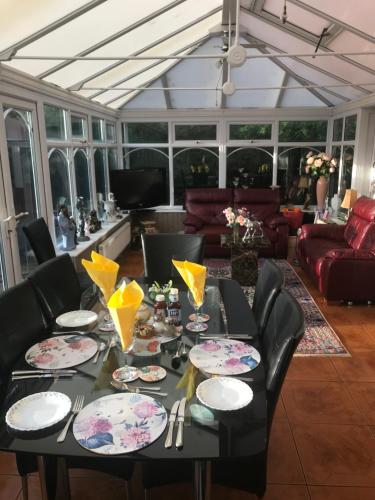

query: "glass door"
left=0, top=98, right=45, bottom=285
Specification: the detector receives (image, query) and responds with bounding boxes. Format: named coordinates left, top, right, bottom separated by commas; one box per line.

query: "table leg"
left=36, top=456, right=58, bottom=500
left=194, top=460, right=210, bottom=500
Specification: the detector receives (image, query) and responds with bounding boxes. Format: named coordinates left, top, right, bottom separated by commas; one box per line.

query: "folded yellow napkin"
left=107, top=280, right=144, bottom=351
left=82, top=251, right=119, bottom=303
left=172, top=260, right=206, bottom=306
left=176, top=362, right=198, bottom=400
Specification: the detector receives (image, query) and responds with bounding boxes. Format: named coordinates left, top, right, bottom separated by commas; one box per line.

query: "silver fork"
left=57, top=394, right=85, bottom=443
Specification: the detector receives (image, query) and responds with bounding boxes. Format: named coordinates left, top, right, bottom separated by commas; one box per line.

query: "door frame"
left=0, top=95, right=47, bottom=284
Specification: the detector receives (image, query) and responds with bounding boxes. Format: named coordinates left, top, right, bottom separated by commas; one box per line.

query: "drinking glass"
left=186, top=290, right=208, bottom=332
left=99, top=289, right=115, bottom=332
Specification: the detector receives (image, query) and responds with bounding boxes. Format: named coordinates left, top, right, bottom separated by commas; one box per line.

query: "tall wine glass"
left=99, top=288, right=115, bottom=332
left=186, top=290, right=208, bottom=332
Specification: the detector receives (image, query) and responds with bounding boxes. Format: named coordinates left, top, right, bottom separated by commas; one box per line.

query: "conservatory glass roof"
left=1, top=0, right=375, bottom=110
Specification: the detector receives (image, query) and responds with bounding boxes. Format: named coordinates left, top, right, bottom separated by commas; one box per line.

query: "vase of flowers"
left=223, top=206, right=250, bottom=243
left=305, top=152, right=337, bottom=211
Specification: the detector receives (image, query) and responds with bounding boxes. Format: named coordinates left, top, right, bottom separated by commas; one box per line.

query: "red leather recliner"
left=297, top=196, right=375, bottom=302
left=183, top=188, right=289, bottom=258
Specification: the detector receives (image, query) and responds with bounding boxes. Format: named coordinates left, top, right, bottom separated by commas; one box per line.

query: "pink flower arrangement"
left=223, top=207, right=251, bottom=228
left=305, top=151, right=337, bottom=178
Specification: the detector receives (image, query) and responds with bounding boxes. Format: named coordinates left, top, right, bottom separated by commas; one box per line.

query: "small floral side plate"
left=112, top=366, right=139, bottom=383
left=25, top=335, right=98, bottom=369
left=138, top=365, right=167, bottom=382
left=73, top=393, right=167, bottom=455
left=189, top=339, right=260, bottom=375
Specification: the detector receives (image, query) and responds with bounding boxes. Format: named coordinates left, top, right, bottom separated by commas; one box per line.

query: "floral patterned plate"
left=189, top=339, right=260, bottom=375
left=138, top=365, right=166, bottom=382
left=73, top=393, right=167, bottom=455
left=25, top=335, right=98, bottom=369
left=112, top=366, right=139, bottom=383
left=132, top=338, right=161, bottom=357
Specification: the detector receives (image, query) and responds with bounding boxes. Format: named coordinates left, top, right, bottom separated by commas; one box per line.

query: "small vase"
left=316, top=176, right=329, bottom=211
left=232, top=224, right=240, bottom=244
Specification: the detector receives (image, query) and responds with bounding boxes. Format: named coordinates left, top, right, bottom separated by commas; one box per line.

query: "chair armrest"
left=325, top=249, right=375, bottom=260
left=183, top=214, right=203, bottom=230
left=264, top=214, right=288, bottom=229
left=299, top=223, right=346, bottom=241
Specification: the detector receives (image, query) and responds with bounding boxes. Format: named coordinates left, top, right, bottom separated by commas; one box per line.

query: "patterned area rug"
left=205, top=259, right=350, bottom=356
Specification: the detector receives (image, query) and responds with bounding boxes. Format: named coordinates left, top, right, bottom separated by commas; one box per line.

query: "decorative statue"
left=97, top=192, right=105, bottom=220
left=88, top=210, right=101, bottom=233
left=103, top=192, right=118, bottom=223
left=76, top=197, right=90, bottom=242
left=58, top=205, right=76, bottom=251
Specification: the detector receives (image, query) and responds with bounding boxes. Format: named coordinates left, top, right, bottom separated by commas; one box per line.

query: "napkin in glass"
left=82, top=251, right=119, bottom=303
left=177, top=362, right=198, bottom=400
left=107, top=280, right=144, bottom=351
left=172, top=260, right=206, bottom=306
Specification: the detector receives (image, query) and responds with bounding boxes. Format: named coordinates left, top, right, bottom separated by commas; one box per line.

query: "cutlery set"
left=12, top=369, right=77, bottom=381
left=165, top=398, right=187, bottom=449
left=110, top=380, right=168, bottom=397
left=201, top=333, right=254, bottom=341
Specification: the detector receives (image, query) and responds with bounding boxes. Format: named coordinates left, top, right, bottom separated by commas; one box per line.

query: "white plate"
left=73, top=393, right=167, bottom=455
left=56, top=310, right=98, bottom=329
left=196, top=377, right=253, bottom=411
left=25, top=335, right=98, bottom=369
left=189, top=339, right=260, bottom=375
left=6, top=392, right=71, bottom=432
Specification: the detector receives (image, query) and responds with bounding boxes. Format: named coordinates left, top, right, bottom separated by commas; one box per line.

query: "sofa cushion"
left=184, top=188, right=232, bottom=226
left=234, top=188, right=280, bottom=220
left=298, top=238, right=349, bottom=265
left=344, top=214, right=375, bottom=250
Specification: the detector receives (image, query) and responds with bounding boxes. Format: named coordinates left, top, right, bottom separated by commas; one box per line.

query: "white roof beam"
left=37, top=0, right=187, bottom=79
left=0, top=0, right=108, bottom=60
left=276, top=72, right=288, bottom=108
left=64, top=6, right=221, bottom=91
left=161, top=74, right=172, bottom=109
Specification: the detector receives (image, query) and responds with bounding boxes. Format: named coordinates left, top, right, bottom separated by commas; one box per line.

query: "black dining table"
left=0, top=278, right=266, bottom=500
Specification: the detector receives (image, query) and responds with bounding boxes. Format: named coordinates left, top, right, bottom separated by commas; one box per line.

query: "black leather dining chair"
left=141, top=289, right=304, bottom=498
left=27, top=254, right=82, bottom=328
left=252, top=259, right=284, bottom=337
left=23, top=217, right=92, bottom=294
left=211, top=289, right=304, bottom=497
left=141, top=233, right=205, bottom=282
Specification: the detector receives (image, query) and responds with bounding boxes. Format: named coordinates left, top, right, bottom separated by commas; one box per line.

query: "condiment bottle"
left=167, top=288, right=181, bottom=326
left=153, top=294, right=167, bottom=322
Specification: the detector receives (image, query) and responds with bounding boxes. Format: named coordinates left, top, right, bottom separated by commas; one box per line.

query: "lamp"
left=341, top=189, right=357, bottom=218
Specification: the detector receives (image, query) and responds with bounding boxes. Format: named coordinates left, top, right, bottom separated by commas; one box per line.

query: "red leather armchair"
left=184, top=188, right=289, bottom=258
left=297, top=196, right=375, bottom=302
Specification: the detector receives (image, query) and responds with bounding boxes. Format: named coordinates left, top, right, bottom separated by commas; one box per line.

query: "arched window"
left=73, top=148, right=91, bottom=210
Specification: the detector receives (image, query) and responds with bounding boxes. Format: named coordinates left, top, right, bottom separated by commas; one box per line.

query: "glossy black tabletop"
left=0, top=278, right=266, bottom=462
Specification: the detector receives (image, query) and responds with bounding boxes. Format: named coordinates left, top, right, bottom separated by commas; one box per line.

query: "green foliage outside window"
left=230, top=123, right=272, bottom=140
left=278, top=120, right=327, bottom=142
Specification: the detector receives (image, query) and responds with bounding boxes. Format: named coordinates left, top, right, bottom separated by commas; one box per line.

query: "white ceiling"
left=1, top=0, right=374, bottom=110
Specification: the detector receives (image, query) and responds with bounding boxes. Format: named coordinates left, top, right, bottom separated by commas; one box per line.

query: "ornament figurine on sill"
left=58, top=204, right=76, bottom=251
left=88, top=210, right=101, bottom=233
left=76, top=196, right=90, bottom=242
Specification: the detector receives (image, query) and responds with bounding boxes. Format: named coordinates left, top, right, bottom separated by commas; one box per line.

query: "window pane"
left=123, top=147, right=169, bottom=205
left=71, top=115, right=86, bottom=139
left=340, top=146, right=354, bottom=196
left=44, top=104, right=66, bottom=140
left=94, top=148, right=107, bottom=200
left=332, top=118, right=343, bottom=142
left=106, top=122, right=116, bottom=143
left=277, top=146, right=325, bottom=204
left=175, top=124, right=216, bottom=141
left=124, top=122, right=168, bottom=143
left=74, top=149, right=91, bottom=210
left=48, top=148, right=72, bottom=245
left=227, top=147, right=273, bottom=188
left=108, top=148, right=119, bottom=170
left=92, top=118, right=103, bottom=142
left=229, top=124, right=272, bottom=141
left=344, top=115, right=357, bottom=141
left=278, top=120, right=327, bottom=142
left=173, top=147, right=219, bottom=205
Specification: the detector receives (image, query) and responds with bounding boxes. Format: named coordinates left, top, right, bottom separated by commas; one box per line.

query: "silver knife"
left=12, top=373, right=74, bottom=380
left=102, top=335, right=114, bottom=362
left=12, top=370, right=77, bottom=375
left=164, top=400, right=180, bottom=448
left=175, top=397, right=187, bottom=449
left=201, top=335, right=254, bottom=341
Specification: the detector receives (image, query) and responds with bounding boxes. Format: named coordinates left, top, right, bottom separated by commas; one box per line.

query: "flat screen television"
left=109, top=168, right=167, bottom=210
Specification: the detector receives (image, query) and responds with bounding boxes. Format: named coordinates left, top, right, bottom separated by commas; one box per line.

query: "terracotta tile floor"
left=2, top=250, right=375, bottom=499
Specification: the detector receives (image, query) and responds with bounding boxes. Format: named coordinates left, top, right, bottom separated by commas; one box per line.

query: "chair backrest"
left=23, top=217, right=56, bottom=264
left=344, top=196, right=375, bottom=250
left=0, top=281, right=47, bottom=377
left=262, top=289, right=304, bottom=429
left=252, top=260, right=283, bottom=336
left=234, top=188, right=281, bottom=221
left=142, top=233, right=205, bottom=281
left=28, top=254, right=81, bottom=327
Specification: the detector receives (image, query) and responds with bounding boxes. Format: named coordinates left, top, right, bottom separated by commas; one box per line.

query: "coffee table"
left=221, top=234, right=270, bottom=286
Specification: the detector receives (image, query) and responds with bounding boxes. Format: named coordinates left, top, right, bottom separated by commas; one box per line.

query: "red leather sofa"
left=297, top=196, right=375, bottom=302
left=183, top=188, right=289, bottom=258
